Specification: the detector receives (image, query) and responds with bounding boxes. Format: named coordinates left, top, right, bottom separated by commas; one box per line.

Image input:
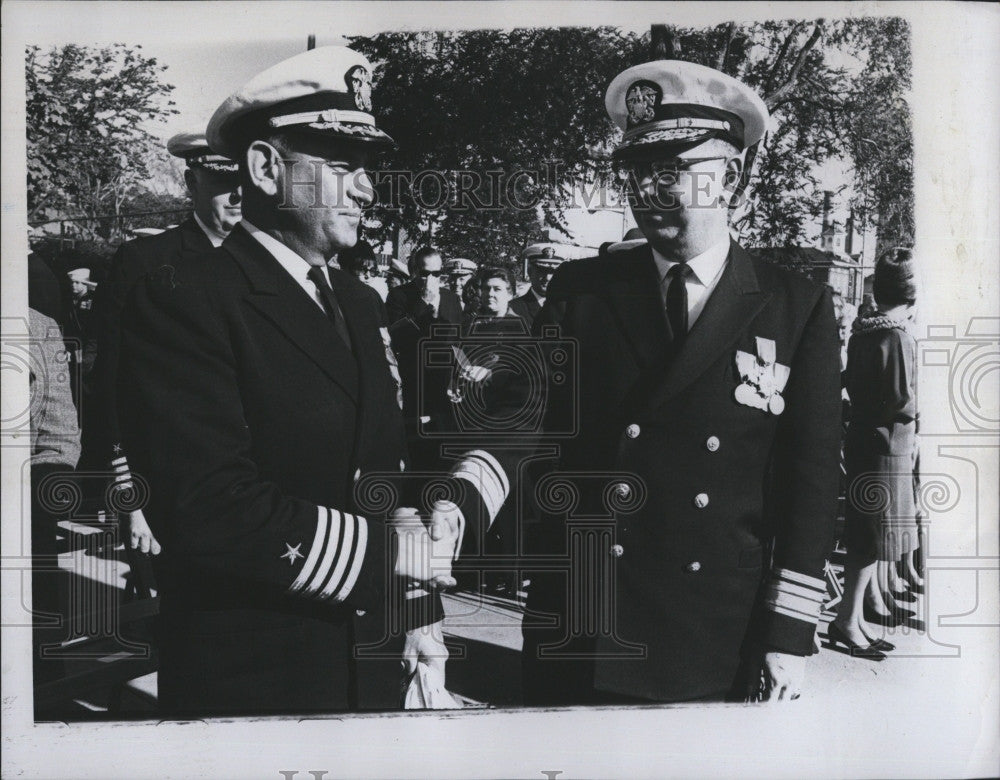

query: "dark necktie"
left=307, top=266, right=353, bottom=352
left=665, top=263, right=693, bottom=351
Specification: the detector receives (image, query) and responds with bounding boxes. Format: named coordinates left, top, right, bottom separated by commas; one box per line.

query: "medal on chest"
left=734, top=337, right=790, bottom=415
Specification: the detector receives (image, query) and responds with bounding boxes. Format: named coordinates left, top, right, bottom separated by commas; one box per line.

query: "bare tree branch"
left=714, top=22, right=737, bottom=70
left=765, top=21, right=824, bottom=109
left=763, top=22, right=805, bottom=95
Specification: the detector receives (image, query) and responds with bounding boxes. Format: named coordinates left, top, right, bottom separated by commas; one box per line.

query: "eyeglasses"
left=621, top=156, right=731, bottom=188
left=418, top=269, right=444, bottom=278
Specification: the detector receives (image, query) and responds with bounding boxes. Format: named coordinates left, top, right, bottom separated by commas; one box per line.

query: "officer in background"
left=117, top=46, right=453, bottom=715
left=433, top=59, right=840, bottom=705
left=89, top=132, right=242, bottom=557
left=510, top=243, right=569, bottom=329
left=443, top=257, right=478, bottom=312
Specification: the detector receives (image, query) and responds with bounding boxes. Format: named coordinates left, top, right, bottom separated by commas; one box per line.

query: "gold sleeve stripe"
left=451, top=450, right=509, bottom=527
left=336, top=515, right=368, bottom=602
left=763, top=567, right=827, bottom=624
left=773, top=567, right=826, bottom=593
left=301, top=508, right=341, bottom=597
left=288, top=506, right=331, bottom=594
left=317, top=513, right=355, bottom=601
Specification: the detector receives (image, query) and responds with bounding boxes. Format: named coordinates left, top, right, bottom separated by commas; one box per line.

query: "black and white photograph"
left=2, top=2, right=998, bottom=778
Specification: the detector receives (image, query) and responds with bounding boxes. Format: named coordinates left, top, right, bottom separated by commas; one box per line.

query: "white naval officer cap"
left=206, top=46, right=395, bottom=161
left=522, top=242, right=572, bottom=267
left=605, top=60, right=769, bottom=159
left=443, top=258, right=478, bottom=275
left=166, top=131, right=238, bottom=173
left=68, top=268, right=97, bottom=288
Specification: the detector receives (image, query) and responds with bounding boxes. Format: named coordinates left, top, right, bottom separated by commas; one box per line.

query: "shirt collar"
left=242, top=220, right=325, bottom=283
left=192, top=211, right=229, bottom=248
left=652, top=236, right=731, bottom=286
left=531, top=288, right=546, bottom=306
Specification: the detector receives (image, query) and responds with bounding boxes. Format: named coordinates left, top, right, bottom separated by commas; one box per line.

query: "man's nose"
left=229, top=185, right=242, bottom=205
left=348, top=169, right=375, bottom=208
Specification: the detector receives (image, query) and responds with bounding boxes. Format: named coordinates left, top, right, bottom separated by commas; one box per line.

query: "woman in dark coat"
left=830, top=248, right=920, bottom=658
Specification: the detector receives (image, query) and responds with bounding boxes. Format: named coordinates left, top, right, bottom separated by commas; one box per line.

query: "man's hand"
left=127, top=509, right=161, bottom=556
left=420, top=286, right=441, bottom=316
left=391, top=507, right=457, bottom=589
left=751, top=651, right=805, bottom=702
left=402, top=619, right=448, bottom=678
left=427, top=500, right=463, bottom=548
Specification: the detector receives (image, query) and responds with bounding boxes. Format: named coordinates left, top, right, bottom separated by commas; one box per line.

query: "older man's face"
left=188, top=167, right=242, bottom=235
left=528, top=263, right=557, bottom=296
left=280, top=138, right=374, bottom=257
left=415, top=253, right=443, bottom=296
left=449, top=270, right=473, bottom=294
left=623, top=141, right=739, bottom=256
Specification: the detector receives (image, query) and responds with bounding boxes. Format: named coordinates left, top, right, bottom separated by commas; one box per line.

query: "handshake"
left=390, top=501, right=464, bottom=590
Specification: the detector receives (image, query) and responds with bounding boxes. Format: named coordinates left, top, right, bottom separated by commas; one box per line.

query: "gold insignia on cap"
left=542, top=247, right=555, bottom=259
left=625, top=81, right=660, bottom=128
left=346, top=65, right=373, bottom=113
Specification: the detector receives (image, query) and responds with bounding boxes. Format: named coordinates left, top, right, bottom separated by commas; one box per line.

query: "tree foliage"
left=351, top=28, right=646, bottom=268
left=352, top=18, right=912, bottom=260
left=26, top=43, right=178, bottom=240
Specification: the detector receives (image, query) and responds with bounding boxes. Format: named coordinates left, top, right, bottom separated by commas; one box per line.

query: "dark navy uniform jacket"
left=453, top=240, right=840, bottom=703
left=117, top=224, right=437, bottom=715
left=90, top=218, right=213, bottom=482
left=509, top=289, right=542, bottom=330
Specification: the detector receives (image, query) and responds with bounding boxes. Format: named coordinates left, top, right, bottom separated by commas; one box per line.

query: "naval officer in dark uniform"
left=433, top=59, right=841, bottom=704
left=89, top=132, right=241, bottom=557
left=117, top=46, right=453, bottom=715
left=509, top=243, right=569, bottom=330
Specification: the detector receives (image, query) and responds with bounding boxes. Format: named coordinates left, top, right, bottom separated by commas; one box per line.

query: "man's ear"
left=183, top=168, right=197, bottom=197
left=721, top=156, right=745, bottom=207
left=245, top=140, right=283, bottom=198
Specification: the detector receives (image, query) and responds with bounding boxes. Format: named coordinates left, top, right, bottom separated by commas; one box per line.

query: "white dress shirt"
left=242, top=220, right=329, bottom=313
left=192, top=212, right=229, bottom=248
left=651, top=236, right=730, bottom=329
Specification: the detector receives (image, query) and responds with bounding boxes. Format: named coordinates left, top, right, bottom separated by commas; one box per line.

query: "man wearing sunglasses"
left=433, top=60, right=841, bottom=706
left=385, top=246, right=464, bottom=472
left=386, top=245, right=463, bottom=327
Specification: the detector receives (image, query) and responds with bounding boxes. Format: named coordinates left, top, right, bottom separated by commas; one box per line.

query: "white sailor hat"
left=67, top=268, right=97, bottom=288
left=444, top=258, right=478, bottom=275
left=523, top=242, right=572, bottom=267
left=606, top=60, right=769, bottom=159
left=167, top=132, right=238, bottom=173
left=207, top=46, right=395, bottom=160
